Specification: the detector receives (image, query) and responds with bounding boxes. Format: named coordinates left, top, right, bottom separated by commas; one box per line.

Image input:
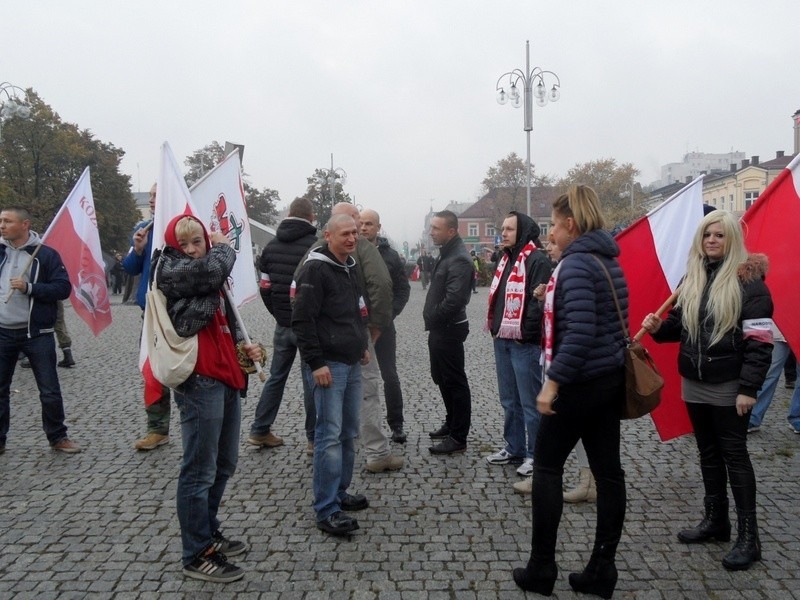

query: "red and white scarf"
left=541, top=260, right=563, bottom=375
left=486, top=241, right=536, bottom=339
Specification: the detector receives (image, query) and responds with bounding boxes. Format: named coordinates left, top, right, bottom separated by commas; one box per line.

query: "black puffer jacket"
left=376, top=237, right=410, bottom=318
left=423, top=234, right=473, bottom=331
left=546, top=229, right=629, bottom=386
left=488, top=212, right=552, bottom=343
left=259, top=217, right=317, bottom=327
left=653, top=254, right=773, bottom=397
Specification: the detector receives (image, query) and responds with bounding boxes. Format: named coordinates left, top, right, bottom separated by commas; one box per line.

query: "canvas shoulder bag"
left=591, top=254, right=664, bottom=419
left=142, top=255, right=198, bottom=389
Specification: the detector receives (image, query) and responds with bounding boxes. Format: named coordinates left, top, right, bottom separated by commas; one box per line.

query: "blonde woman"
left=513, top=186, right=628, bottom=598
left=642, top=210, right=773, bottom=571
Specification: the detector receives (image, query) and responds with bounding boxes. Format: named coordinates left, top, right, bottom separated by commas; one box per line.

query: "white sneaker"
left=516, top=458, right=534, bottom=476
left=485, top=449, right=523, bottom=465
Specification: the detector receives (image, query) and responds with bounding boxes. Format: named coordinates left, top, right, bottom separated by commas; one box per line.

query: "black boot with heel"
left=512, top=560, right=558, bottom=596
left=568, top=544, right=618, bottom=599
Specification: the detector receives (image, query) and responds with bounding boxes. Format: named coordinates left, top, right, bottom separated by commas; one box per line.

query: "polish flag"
left=43, top=167, right=112, bottom=336
left=742, top=153, right=800, bottom=355
left=615, top=176, right=705, bottom=441
left=139, top=142, right=197, bottom=401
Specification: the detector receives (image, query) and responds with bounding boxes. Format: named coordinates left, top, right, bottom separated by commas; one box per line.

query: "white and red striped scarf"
left=486, top=241, right=536, bottom=339
left=541, top=260, right=563, bottom=375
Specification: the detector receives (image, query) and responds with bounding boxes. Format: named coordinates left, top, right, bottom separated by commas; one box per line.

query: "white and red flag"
left=139, top=142, right=196, bottom=401
left=189, top=149, right=258, bottom=307
left=615, top=176, right=705, bottom=441
left=43, top=167, right=112, bottom=336
left=742, top=153, right=800, bottom=355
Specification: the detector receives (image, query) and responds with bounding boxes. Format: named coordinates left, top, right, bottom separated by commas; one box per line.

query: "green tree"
left=0, top=89, right=138, bottom=252
left=557, top=158, right=642, bottom=230
left=184, top=141, right=279, bottom=224
left=296, top=168, right=351, bottom=227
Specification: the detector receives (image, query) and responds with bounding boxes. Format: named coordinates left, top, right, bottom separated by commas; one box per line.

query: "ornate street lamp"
left=495, top=42, right=561, bottom=216
left=0, top=82, right=31, bottom=142
left=316, top=153, right=347, bottom=213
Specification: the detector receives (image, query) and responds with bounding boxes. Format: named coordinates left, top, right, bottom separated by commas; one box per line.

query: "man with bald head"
left=293, top=214, right=370, bottom=535
left=359, top=209, right=410, bottom=443
left=328, top=202, right=403, bottom=473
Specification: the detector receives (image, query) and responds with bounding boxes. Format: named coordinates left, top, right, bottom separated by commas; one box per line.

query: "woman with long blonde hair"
left=643, top=210, right=773, bottom=571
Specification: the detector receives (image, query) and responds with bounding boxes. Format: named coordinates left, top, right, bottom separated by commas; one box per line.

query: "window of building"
left=485, top=223, right=496, bottom=237
left=539, top=223, right=549, bottom=236
left=744, top=191, right=759, bottom=210
left=468, top=223, right=478, bottom=237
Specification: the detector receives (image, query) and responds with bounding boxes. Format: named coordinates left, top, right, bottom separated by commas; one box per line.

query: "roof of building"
left=460, top=186, right=558, bottom=219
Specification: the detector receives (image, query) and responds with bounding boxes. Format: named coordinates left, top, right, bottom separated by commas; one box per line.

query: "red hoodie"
left=164, top=214, right=244, bottom=391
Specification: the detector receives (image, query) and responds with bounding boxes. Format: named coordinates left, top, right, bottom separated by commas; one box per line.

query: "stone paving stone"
left=0, top=286, right=798, bottom=597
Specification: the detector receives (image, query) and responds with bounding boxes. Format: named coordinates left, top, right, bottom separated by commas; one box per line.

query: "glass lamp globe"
left=535, top=95, right=548, bottom=107
left=496, top=89, right=507, bottom=105
left=511, top=94, right=522, bottom=108
left=509, top=84, right=520, bottom=101
left=549, top=86, right=560, bottom=102
left=533, top=81, right=546, bottom=100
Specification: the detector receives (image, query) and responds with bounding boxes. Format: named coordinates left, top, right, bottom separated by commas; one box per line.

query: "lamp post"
left=495, top=41, right=560, bottom=217
left=316, top=153, right=347, bottom=214
left=620, top=180, right=636, bottom=208
left=0, top=82, right=31, bottom=142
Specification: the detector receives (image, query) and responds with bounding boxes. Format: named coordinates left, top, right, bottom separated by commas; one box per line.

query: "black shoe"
left=211, top=530, right=248, bottom=557
left=513, top=560, right=558, bottom=595
left=317, top=511, right=359, bottom=536
left=429, top=436, right=467, bottom=455
left=677, top=495, right=731, bottom=544
left=391, top=428, right=407, bottom=444
left=340, top=493, right=369, bottom=512
left=182, top=548, right=244, bottom=583
left=428, top=424, right=450, bottom=439
left=786, top=379, right=796, bottom=389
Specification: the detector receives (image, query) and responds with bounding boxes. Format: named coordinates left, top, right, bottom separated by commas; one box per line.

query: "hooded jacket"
left=652, top=254, right=773, bottom=397
left=155, top=215, right=244, bottom=390
left=488, top=212, right=552, bottom=342
left=292, top=245, right=368, bottom=371
left=423, top=233, right=473, bottom=331
left=546, top=228, right=629, bottom=386
left=376, top=236, right=410, bottom=318
left=259, top=217, right=317, bottom=327
left=121, top=218, right=153, bottom=309
left=0, top=231, right=71, bottom=337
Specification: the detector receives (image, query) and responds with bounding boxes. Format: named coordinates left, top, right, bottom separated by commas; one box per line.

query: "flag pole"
left=3, top=244, right=43, bottom=303
left=223, top=285, right=267, bottom=382
left=632, top=288, right=680, bottom=342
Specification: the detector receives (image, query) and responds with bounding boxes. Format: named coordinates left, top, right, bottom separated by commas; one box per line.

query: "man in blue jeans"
left=248, top=198, right=318, bottom=453
left=292, top=214, right=370, bottom=536
left=0, top=206, right=80, bottom=454
left=748, top=324, right=800, bottom=434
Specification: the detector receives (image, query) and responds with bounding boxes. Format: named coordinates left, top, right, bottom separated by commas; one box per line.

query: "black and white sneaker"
left=182, top=548, right=244, bottom=583
left=211, top=530, right=248, bottom=557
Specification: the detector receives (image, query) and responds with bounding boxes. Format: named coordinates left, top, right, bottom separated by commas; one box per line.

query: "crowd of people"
left=2, top=182, right=790, bottom=594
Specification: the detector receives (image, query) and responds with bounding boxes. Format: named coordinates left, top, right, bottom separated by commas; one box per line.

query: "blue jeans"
left=173, top=374, right=241, bottom=565
left=307, top=361, right=361, bottom=521
left=493, top=338, right=543, bottom=458
left=251, top=324, right=315, bottom=442
left=750, top=341, right=800, bottom=429
left=0, top=327, right=68, bottom=446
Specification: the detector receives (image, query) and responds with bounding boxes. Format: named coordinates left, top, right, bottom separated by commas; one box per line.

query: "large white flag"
left=43, top=167, right=112, bottom=336
left=189, top=150, right=258, bottom=307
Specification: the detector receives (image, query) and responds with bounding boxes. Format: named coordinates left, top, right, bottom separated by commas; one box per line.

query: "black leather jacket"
left=423, top=234, right=473, bottom=331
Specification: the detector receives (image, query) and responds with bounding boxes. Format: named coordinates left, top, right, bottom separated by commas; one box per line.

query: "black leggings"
left=685, top=401, right=756, bottom=512
left=530, top=370, right=626, bottom=563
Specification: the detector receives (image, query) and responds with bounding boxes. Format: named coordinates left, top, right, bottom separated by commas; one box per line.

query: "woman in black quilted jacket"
left=643, top=210, right=773, bottom=572
left=513, top=185, right=629, bottom=598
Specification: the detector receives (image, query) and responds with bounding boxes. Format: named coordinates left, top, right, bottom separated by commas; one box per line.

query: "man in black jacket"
left=248, top=198, right=318, bottom=453
left=292, top=214, right=370, bottom=536
left=424, top=210, right=474, bottom=455
left=359, top=209, right=411, bottom=443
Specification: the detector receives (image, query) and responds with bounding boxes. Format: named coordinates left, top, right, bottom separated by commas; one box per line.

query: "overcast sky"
left=3, top=1, right=798, bottom=244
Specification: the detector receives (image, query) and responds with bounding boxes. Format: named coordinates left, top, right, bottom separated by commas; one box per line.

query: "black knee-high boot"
left=568, top=543, right=618, bottom=599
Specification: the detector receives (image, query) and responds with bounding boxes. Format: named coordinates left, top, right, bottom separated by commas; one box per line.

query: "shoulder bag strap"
left=589, top=254, right=630, bottom=341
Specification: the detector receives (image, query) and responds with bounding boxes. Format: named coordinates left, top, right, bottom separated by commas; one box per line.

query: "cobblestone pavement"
left=1, top=284, right=798, bottom=599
